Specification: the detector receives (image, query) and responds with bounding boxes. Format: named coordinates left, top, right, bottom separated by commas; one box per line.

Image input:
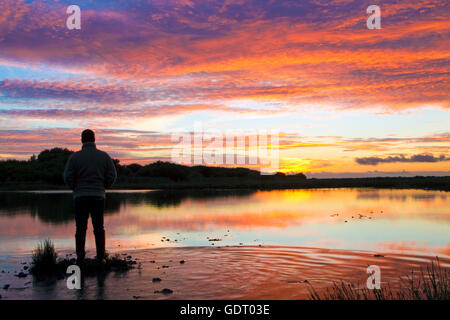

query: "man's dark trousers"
left=74, top=196, right=105, bottom=261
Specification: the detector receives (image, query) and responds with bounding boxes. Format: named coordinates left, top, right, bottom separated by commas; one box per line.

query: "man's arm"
left=63, top=154, right=76, bottom=190
left=104, top=154, right=117, bottom=189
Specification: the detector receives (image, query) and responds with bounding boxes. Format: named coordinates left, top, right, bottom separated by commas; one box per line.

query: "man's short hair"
left=81, top=129, right=95, bottom=143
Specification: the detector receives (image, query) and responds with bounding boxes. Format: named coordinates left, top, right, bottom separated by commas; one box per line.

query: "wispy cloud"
left=0, top=0, right=448, bottom=174
left=356, top=154, right=450, bottom=165
left=0, top=0, right=448, bottom=111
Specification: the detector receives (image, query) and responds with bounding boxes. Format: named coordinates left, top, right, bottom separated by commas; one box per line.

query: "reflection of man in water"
left=64, top=129, right=117, bottom=265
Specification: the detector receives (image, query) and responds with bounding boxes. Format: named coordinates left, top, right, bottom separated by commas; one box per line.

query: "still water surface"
left=0, top=188, right=449, bottom=257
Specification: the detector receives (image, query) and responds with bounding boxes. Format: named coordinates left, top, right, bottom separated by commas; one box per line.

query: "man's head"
left=81, top=129, right=95, bottom=143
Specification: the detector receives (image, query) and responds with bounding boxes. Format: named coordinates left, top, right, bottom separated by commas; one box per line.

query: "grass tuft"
left=30, top=240, right=135, bottom=279
left=308, top=257, right=449, bottom=300
left=31, top=239, right=58, bottom=275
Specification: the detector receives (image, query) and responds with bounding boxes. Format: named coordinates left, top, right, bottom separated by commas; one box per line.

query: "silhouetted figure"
left=64, top=129, right=117, bottom=265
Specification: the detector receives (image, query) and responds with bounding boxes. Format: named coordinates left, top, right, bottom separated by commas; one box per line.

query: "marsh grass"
left=31, top=239, right=58, bottom=274
left=308, top=258, right=449, bottom=300
left=398, top=258, right=449, bottom=300
left=30, top=240, right=135, bottom=279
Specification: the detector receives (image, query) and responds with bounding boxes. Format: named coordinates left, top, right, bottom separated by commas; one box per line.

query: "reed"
left=308, top=258, right=449, bottom=300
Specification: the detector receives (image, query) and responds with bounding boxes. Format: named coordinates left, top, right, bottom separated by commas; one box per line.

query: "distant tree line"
left=0, top=148, right=306, bottom=186
left=0, top=148, right=74, bottom=185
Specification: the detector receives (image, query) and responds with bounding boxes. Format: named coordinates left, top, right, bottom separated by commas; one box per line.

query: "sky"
left=0, top=0, right=448, bottom=177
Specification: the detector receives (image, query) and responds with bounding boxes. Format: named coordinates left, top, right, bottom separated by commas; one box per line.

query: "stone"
left=154, top=288, right=173, bottom=295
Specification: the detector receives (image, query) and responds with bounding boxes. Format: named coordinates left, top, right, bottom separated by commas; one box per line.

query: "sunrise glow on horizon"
left=0, top=0, right=448, bottom=177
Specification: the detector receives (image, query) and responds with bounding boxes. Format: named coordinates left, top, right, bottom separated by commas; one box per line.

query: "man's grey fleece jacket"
left=64, top=142, right=117, bottom=199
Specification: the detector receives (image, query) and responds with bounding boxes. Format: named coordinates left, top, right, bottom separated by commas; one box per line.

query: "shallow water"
left=0, top=188, right=449, bottom=299
left=0, top=188, right=449, bottom=257
left=1, top=246, right=449, bottom=300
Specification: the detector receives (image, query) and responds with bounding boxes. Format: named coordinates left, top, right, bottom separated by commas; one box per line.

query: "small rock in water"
left=154, top=288, right=173, bottom=295
left=3, top=284, right=10, bottom=290
left=133, top=295, right=141, bottom=299
left=287, top=280, right=307, bottom=284
left=152, top=278, right=162, bottom=282
left=373, top=254, right=384, bottom=257
left=162, top=265, right=169, bottom=268
left=179, top=260, right=185, bottom=264
left=16, top=272, right=27, bottom=278
left=23, top=266, right=29, bottom=270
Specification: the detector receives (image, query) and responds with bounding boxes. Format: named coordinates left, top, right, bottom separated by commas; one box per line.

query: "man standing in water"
left=64, top=129, right=117, bottom=265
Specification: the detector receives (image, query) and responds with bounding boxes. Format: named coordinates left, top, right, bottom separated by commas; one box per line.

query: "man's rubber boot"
left=75, top=233, right=86, bottom=265
left=95, top=230, right=106, bottom=267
